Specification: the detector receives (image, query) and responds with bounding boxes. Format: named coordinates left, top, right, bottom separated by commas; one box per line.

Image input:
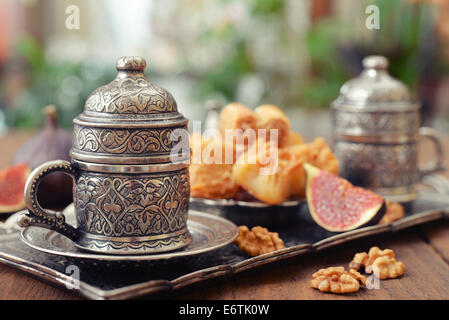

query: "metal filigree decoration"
left=332, top=56, right=444, bottom=201
left=334, top=110, right=419, bottom=133
left=84, top=76, right=177, bottom=114
left=335, top=142, right=418, bottom=189
left=19, top=57, right=192, bottom=254
left=18, top=160, right=79, bottom=241
left=76, top=233, right=191, bottom=253
left=74, top=169, right=190, bottom=237
left=72, top=125, right=183, bottom=155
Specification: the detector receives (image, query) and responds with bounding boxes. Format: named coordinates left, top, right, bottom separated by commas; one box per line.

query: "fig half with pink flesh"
left=0, top=163, right=30, bottom=213
left=304, top=163, right=386, bottom=232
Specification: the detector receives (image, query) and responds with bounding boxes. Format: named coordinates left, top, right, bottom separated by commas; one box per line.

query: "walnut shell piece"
left=366, top=256, right=405, bottom=280
left=233, top=225, right=285, bottom=256
left=349, top=269, right=367, bottom=286
left=349, top=252, right=368, bottom=271
left=310, top=266, right=365, bottom=294
left=349, top=246, right=405, bottom=280
left=365, top=247, right=395, bottom=267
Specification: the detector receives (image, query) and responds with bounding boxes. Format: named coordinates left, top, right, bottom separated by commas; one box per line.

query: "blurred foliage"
left=195, top=26, right=255, bottom=102
left=250, top=0, right=284, bottom=14
left=1, top=35, right=115, bottom=129
left=301, top=0, right=449, bottom=108
left=181, top=0, right=449, bottom=109
left=191, top=0, right=287, bottom=105
left=300, top=19, right=349, bottom=108
left=3, top=0, right=449, bottom=130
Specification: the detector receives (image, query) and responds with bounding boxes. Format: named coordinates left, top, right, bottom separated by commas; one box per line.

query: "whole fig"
left=13, top=105, right=73, bottom=208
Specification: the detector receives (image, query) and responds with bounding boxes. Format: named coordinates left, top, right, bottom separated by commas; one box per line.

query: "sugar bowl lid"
left=332, top=55, right=413, bottom=108
left=71, top=56, right=189, bottom=166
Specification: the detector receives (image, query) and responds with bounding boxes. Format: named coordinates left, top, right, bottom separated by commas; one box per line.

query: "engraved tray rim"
left=20, top=208, right=239, bottom=262
left=1, top=176, right=449, bottom=300
left=189, top=197, right=304, bottom=208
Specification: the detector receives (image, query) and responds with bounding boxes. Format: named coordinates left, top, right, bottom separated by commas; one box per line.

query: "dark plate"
left=189, top=197, right=304, bottom=226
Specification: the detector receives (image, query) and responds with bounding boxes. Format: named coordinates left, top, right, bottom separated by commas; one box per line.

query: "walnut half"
left=310, top=266, right=366, bottom=294
left=233, top=225, right=285, bottom=257
left=348, top=252, right=368, bottom=271
left=349, top=246, right=405, bottom=280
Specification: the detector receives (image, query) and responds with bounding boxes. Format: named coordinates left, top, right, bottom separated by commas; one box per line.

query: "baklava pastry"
left=285, top=131, right=304, bottom=147
left=280, top=138, right=338, bottom=198
left=232, top=140, right=301, bottom=204
left=219, top=102, right=258, bottom=148
left=283, top=144, right=313, bottom=198
left=190, top=162, right=239, bottom=199
left=254, top=104, right=291, bottom=147
left=307, top=137, right=339, bottom=176
left=189, top=134, right=239, bottom=199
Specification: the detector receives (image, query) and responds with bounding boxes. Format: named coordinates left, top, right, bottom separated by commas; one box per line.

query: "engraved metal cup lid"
left=80, top=56, right=182, bottom=120
left=333, top=55, right=412, bottom=107
left=332, top=55, right=421, bottom=139
left=71, top=56, right=189, bottom=165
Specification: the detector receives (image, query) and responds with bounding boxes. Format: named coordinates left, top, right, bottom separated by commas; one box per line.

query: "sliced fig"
left=0, top=163, right=31, bottom=213
left=304, top=163, right=385, bottom=232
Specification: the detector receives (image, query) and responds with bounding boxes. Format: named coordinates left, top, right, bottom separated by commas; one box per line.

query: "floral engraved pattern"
left=76, top=233, right=191, bottom=252
left=335, top=141, right=418, bottom=188
left=84, top=76, right=177, bottom=114
left=73, top=125, right=183, bottom=155
left=74, top=169, right=189, bottom=237
left=334, top=111, right=419, bottom=133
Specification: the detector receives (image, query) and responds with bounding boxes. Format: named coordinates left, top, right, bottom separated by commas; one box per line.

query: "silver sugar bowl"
left=19, top=56, right=192, bottom=254
left=332, top=55, right=444, bottom=202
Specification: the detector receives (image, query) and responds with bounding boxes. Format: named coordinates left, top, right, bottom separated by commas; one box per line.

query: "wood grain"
left=422, top=222, right=449, bottom=263
left=177, top=232, right=449, bottom=300
left=0, top=264, right=80, bottom=300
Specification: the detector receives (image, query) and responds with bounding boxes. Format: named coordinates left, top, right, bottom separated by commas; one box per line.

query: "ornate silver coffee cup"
left=332, top=55, right=444, bottom=202
left=18, top=56, right=192, bottom=254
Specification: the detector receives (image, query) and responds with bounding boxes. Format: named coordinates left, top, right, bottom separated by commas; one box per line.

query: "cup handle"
left=418, top=127, right=445, bottom=178
left=18, top=160, right=79, bottom=241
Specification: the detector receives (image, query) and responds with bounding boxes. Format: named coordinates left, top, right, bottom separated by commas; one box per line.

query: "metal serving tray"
left=0, top=175, right=448, bottom=300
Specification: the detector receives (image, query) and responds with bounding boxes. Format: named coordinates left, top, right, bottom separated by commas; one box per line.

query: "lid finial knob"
left=116, top=56, right=147, bottom=72
left=362, top=55, right=389, bottom=70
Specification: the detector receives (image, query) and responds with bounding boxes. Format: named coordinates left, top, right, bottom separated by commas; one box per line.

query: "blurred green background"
left=1, top=0, right=449, bottom=134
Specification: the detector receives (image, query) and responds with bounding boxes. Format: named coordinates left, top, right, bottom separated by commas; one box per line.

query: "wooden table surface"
left=1, top=130, right=449, bottom=300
